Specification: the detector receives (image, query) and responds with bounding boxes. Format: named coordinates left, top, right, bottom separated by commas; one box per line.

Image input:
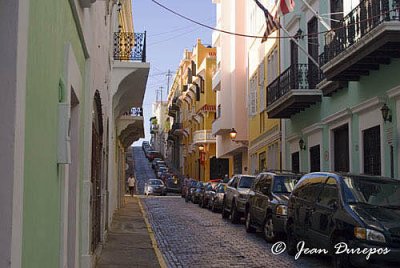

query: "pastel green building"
left=265, top=0, right=400, bottom=178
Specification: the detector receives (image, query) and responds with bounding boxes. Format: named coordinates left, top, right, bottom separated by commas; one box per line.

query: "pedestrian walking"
left=127, top=174, right=136, bottom=196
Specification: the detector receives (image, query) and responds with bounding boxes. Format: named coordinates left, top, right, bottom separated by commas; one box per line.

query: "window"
left=267, top=49, right=278, bottom=84
left=333, top=124, right=349, bottom=172
left=249, top=74, right=258, bottom=116
left=259, top=152, right=266, bottom=172
left=259, top=60, right=265, bottom=111
left=309, top=145, right=320, bottom=172
left=307, top=17, right=319, bottom=88
left=317, top=178, right=338, bottom=207
left=292, top=152, right=300, bottom=173
left=295, top=177, right=325, bottom=201
left=363, top=126, right=381, bottom=175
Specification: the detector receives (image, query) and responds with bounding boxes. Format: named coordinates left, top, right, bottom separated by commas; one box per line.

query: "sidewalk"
left=96, top=196, right=165, bottom=268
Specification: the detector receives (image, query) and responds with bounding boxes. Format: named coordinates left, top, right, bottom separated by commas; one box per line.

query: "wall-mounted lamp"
left=381, top=104, right=392, bottom=122
left=229, top=128, right=238, bottom=139
left=198, top=144, right=204, bottom=152
left=295, top=29, right=304, bottom=40
left=229, top=128, right=248, bottom=146
left=299, top=138, right=306, bottom=151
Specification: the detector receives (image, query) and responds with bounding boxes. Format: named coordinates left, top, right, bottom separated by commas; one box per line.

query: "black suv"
left=286, top=172, right=400, bottom=267
left=222, top=175, right=256, bottom=223
left=245, top=172, right=300, bottom=242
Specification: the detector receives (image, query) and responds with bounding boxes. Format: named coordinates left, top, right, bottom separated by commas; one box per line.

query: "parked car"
left=244, top=172, right=300, bottom=242
left=209, top=183, right=227, bottom=212
left=185, top=180, right=198, bottom=202
left=152, top=159, right=164, bottom=169
left=165, top=176, right=181, bottom=193
left=199, top=181, right=219, bottom=208
left=147, top=151, right=162, bottom=161
left=157, top=167, right=169, bottom=179
left=192, top=182, right=206, bottom=204
left=222, top=175, right=256, bottom=223
left=286, top=172, right=400, bottom=268
left=144, top=179, right=167, bottom=196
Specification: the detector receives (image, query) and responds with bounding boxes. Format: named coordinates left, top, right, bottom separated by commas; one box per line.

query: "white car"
left=144, top=179, right=167, bottom=196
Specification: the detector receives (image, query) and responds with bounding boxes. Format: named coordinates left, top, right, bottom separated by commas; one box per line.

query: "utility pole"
left=166, top=69, right=172, bottom=96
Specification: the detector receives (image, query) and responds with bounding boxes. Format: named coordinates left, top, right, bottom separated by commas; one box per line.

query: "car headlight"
left=354, top=227, right=386, bottom=243
left=276, top=205, right=288, bottom=216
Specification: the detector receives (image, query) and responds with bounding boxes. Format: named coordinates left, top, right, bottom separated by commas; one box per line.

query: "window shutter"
left=259, top=60, right=265, bottom=112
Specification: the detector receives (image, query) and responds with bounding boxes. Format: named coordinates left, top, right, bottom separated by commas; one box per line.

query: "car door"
left=254, top=175, right=267, bottom=225
left=260, top=175, right=273, bottom=224
left=247, top=176, right=259, bottom=215
left=226, top=177, right=237, bottom=209
left=309, top=177, right=339, bottom=249
left=293, top=176, right=324, bottom=239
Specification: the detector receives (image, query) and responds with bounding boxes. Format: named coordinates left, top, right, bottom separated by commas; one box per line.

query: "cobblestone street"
left=141, top=196, right=332, bottom=268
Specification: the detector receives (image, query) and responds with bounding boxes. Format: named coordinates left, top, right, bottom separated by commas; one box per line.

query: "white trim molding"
left=351, top=96, right=384, bottom=114
left=387, top=85, right=400, bottom=99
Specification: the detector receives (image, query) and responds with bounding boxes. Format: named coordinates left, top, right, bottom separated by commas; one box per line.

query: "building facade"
left=212, top=0, right=249, bottom=176
left=269, top=0, right=400, bottom=178
left=0, top=0, right=148, bottom=267
left=246, top=0, right=282, bottom=175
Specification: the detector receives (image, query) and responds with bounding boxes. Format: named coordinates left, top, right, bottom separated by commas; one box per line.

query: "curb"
left=137, top=197, right=168, bottom=268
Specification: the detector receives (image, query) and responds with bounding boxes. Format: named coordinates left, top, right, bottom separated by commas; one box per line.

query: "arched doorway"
left=91, top=91, right=103, bottom=252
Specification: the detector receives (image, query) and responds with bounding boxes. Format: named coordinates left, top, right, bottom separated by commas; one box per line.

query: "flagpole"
left=280, top=26, right=319, bottom=68
left=298, top=0, right=331, bottom=31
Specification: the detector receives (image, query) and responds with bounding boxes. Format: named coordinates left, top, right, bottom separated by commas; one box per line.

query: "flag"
left=253, top=0, right=280, bottom=42
left=275, top=0, right=295, bottom=18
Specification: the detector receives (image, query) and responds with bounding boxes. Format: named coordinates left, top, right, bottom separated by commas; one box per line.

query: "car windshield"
left=272, top=176, right=298, bottom=194
left=238, top=176, right=255, bottom=188
left=149, top=180, right=163, bottom=186
left=217, top=185, right=225, bottom=193
left=343, top=176, right=400, bottom=207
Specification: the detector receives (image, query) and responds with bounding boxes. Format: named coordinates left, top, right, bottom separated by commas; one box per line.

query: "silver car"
left=144, top=179, right=167, bottom=196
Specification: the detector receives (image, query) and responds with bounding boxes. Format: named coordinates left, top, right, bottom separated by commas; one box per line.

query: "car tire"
left=198, top=198, right=203, bottom=207
left=230, top=202, right=240, bottom=224
left=222, top=199, right=229, bottom=219
left=211, top=201, right=216, bottom=212
left=332, top=236, right=353, bottom=268
left=263, top=215, right=276, bottom=243
left=245, top=211, right=256, bottom=233
left=286, top=223, right=298, bottom=256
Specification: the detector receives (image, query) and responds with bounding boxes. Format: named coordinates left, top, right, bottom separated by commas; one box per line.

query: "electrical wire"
left=150, top=0, right=399, bottom=40
left=148, top=26, right=204, bottom=46
left=148, top=16, right=215, bottom=37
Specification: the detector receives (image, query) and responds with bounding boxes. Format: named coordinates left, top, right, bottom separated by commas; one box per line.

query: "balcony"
left=150, top=124, right=159, bottom=134
left=321, top=0, right=400, bottom=81
left=172, top=123, right=184, bottom=136
left=113, top=32, right=146, bottom=62
left=266, top=64, right=322, bottom=118
left=111, top=32, right=149, bottom=125
left=193, top=130, right=216, bottom=145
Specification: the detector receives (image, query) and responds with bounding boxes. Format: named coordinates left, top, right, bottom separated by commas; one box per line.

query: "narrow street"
left=132, top=147, right=331, bottom=268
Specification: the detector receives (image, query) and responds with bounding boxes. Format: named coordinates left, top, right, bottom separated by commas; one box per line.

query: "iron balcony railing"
left=123, top=107, right=143, bottom=116
left=113, top=32, right=146, bottom=62
left=267, top=64, right=320, bottom=106
left=322, top=0, right=400, bottom=65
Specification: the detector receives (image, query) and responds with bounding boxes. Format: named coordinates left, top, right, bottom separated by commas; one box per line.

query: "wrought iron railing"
left=123, top=107, right=143, bottom=116
left=322, top=0, right=400, bottom=65
left=267, top=64, right=320, bottom=106
left=172, top=123, right=183, bottom=132
left=113, top=32, right=146, bottom=62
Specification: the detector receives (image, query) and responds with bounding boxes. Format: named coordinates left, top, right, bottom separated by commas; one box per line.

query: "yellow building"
left=247, top=2, right=281, bottom=175
left=167, top=39, right=220, bottom=181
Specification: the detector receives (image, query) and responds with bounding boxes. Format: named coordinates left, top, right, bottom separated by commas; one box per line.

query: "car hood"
left=237, top=188, right=251, bottom=195
left=351, top=204, right=400, bottom=232
left=272, top=193, right=290, bottom=205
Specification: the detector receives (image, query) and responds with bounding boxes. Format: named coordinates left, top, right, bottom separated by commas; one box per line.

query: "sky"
left=131, top=0, right=216, bottom=146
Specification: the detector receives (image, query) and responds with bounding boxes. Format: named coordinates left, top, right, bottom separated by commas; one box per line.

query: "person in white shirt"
left=127, top=174, right=136, bottom=196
